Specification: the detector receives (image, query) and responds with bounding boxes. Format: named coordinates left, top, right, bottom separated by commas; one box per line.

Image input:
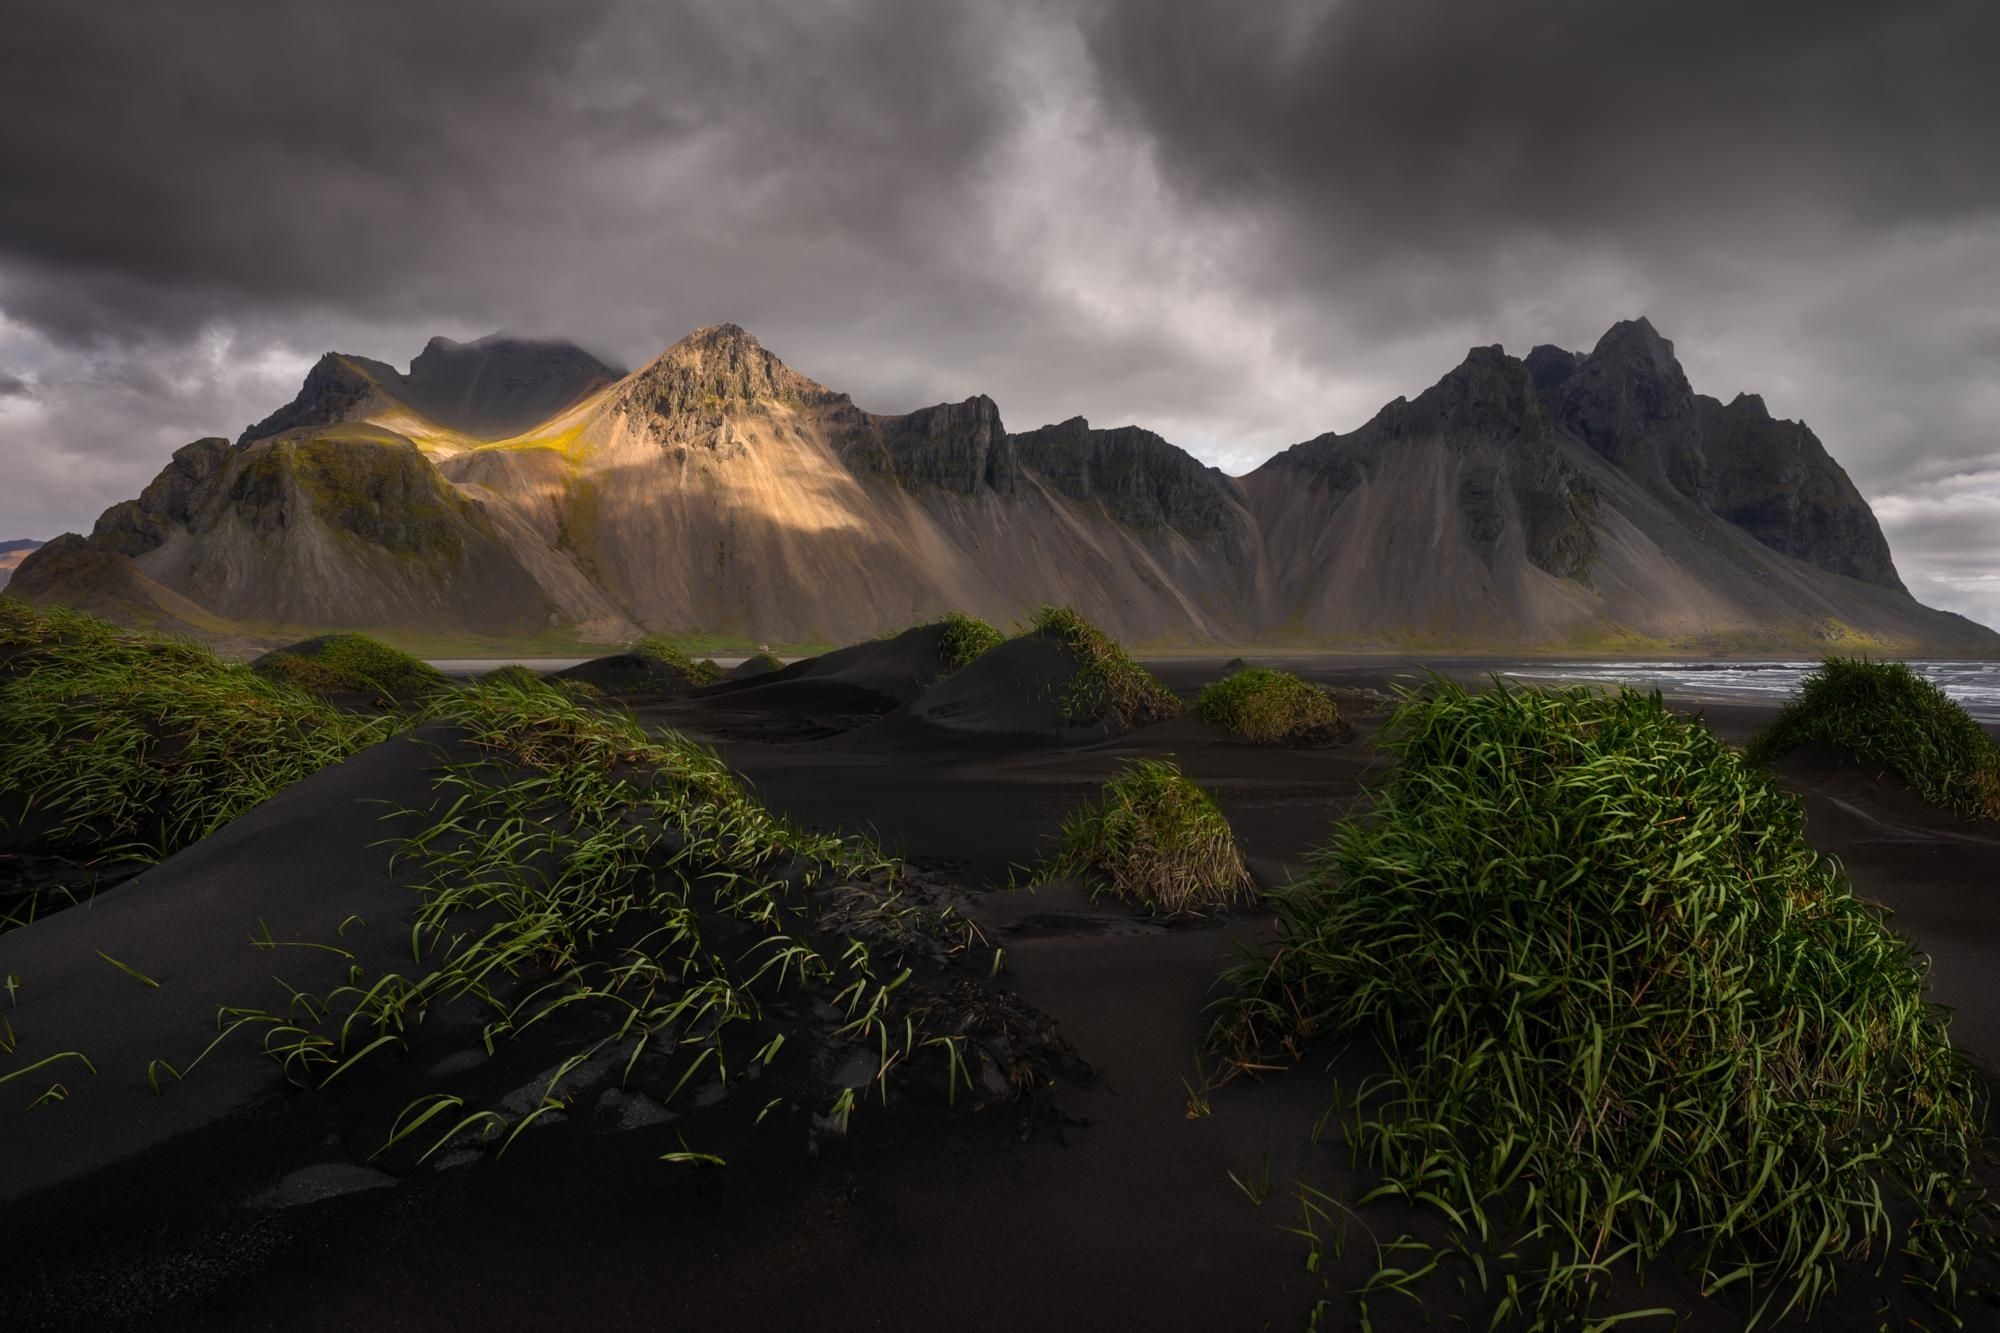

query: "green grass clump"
left=1216, top=680, right=1990, bottom=1327
left=478, top=664, right=544, bottom=688
left=1196, top=666, right=1344, bottom=744
left=630, top=634, right=724, bottom=687
left=209, top=671, right=999, bottom=1159
left=740, top=651, right=786, bottom=674
left=1747, top=656, right=2000, bottom=821
left=0, top=598, right=393, bottom=864
left=254, top=633, right=444, bottom=701
left=937, top=612, right=1003, bottom=673
left=1027, top=605, right=1180, bottom=729
left=1042, top=759, right=1251, bottom=916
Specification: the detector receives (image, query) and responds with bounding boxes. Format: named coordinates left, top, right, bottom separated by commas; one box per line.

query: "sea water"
left=1498, top=661, right=2000, bottom=723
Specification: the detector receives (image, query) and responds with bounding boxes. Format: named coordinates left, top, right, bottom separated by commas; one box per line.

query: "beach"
left=3, top=655, right=1997, bottom=1331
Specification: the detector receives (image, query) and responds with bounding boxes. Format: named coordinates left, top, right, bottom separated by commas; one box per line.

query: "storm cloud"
left=3, top=0, right=1996, bottom=625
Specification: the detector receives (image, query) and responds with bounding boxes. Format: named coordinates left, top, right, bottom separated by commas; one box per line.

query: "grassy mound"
left=1216, top=681, right=1990, bottom=1326
left=478, top=663, right=543, bottom=688
left=1747, top=657, right=2000, bottom=820
left=937, top=612, right=1003, bottom=673
left=630, top=634, right=724, bottom=688
left=1027, top=605, right=1180, bottom=730
left=213, top=672, right=1033, bottom=1160
left=736, top=651, right=786, bottom=677
left=0, top=599, right=392, bottom=865
left=1042, top=759, right=1251, bottom=916
left=1197, top=666, right=1344, bottom=744
left=253, top=632, right=444, bottom=701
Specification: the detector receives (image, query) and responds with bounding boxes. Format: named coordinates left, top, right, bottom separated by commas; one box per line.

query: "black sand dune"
left=878, top=635, right=1094, bottom=742
left=5, top=658, right=2000, bottom=1331
left=694, top=622, right=958, bottom=719
left=0, top=731, right=451, bottom=1207
left=726, top=653, right=781, bottom=681
left=552, top=651, right=709, bottom=697
left=1771, top=740, right=2000, bottom=1062
left=850, top=630, right=1182, bottom=749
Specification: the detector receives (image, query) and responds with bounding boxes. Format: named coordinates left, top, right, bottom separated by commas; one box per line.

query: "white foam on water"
left=1498, top=661, right=2000, bottom=723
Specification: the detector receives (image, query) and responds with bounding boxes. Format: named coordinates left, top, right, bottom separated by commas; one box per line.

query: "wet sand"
left=4, top=658, right=1998, bottom=1330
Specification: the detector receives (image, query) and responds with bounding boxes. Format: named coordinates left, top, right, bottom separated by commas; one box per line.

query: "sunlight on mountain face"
left=10, top=317, right=1994, bottom=657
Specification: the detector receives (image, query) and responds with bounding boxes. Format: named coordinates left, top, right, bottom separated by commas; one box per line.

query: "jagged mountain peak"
left=617, top=324, right=846, bottom=426
left=238, top=355, right=387, bottom=445
left=241, top=333, right=624, bottom=446
left=1345, top=343, right=1550, bottom=444
left=407, top=329, right=620, bottom=373
left=1524, top=344, right=1585, bottom=392
left=653, top=323, right=786, bottom=371
left=1581, top=316, right=1690, bottom=389
left=682, top=321, right=757, bottom=347
left=1552, top=316, right=1700, bottom=476
left=396, top=332, right=624, bottom=438
left=1593, top=314, right=1669, bottom=350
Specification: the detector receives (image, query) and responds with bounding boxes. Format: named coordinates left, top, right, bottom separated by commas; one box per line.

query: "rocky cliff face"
left=14, top=318, right=1993, bottom=653
left=1691, top=392, right=1902, bottom=589
left=238, top=357, right=390, bottom=446
left=1257, top=346, right=1600, bottom=584
left=92, top=437, right=234, bottom=557
left=845, top=395, right=1013, bottom=494
left=1531, top=318, right=1903, bottom=591
left=1008, top=419, right=1241, bottom=537
left=838, top=395, right=1241, bottom=539
left=23, top=424, right=563, bottom=637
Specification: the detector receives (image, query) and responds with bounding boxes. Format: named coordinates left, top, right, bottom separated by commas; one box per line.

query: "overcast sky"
left=3, top=0, right=1996, bottom=627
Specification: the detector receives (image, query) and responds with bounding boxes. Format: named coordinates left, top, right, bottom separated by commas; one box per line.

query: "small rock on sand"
left=253, top=1162, right=399, bottom=1210
left=596, top=1087, right=676, bottom=1131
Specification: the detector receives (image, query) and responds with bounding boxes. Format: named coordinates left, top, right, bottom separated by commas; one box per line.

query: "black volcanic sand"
left=551, top=650, right=711, bottom=697
left=696, top=621, right=959, bottom=724
left=4, top=657, right=2000, bottom=1330
left=876, top=634, right=1133, bottom=745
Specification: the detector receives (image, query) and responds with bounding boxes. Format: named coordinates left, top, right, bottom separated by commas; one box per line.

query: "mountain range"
left=12, top=319, right=1996, bottom=653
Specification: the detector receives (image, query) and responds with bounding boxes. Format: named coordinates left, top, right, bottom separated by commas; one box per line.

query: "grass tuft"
left=936, top=612, right=1003, bottom=673
left=1747, top=656, right=2000, bottom=820
left=0, top=598, right=392, bottom=868
left=1215, top=679, right=1991, bottom=1326
left=1197, top=666, right=1345, bottom=744
left=198, top=670, right=1017, bottom=1162
left=477, top=664, right=544, bottom=689
left=1042, top=759, right=1251, bottom=916
left=629, top=634, right=725, bottom=688
left=253, top=633, right=444, bottom=702
left=1027, top=605, right=1180, bottom=730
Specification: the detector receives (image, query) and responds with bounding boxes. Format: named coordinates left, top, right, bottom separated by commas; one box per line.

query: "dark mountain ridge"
left=14, top=318, right=1993, bottom=654
left=240, top=333, right=625, bottom=445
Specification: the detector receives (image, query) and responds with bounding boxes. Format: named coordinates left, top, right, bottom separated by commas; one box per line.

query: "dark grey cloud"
left=2, top=0, right=1997, bottom=626
left=0, top=0, right=1013, bottom=342
left=1085, top=0, right=2000, bottom=298
left=0, top=372, right=28, bottom=397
